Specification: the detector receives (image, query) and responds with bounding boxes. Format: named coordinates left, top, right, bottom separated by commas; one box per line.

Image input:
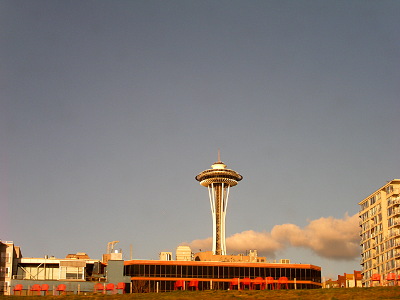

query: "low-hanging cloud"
left=184, top=213, right=359, bottom=260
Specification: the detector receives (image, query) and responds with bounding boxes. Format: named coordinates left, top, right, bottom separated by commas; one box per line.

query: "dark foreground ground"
left=3, top=287, right=400, bottom=299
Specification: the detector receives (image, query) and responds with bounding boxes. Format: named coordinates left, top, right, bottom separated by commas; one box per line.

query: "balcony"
left=390, top=231, right=400, bottom=238
left=360, top=236, right=374, bottom=245
left=389, top=220, right=400, bottom=228
left=387, top=188, right=399, bottom=197
left=392, top=209, right=400, bottom=217
left=388, top=199, right=400, bottom=207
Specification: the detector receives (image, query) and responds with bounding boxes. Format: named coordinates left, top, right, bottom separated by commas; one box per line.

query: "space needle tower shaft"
left=195, top=153, right=242, bottom=255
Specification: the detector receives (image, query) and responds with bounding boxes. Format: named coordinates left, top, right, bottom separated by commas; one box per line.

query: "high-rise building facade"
left=358, top=179, right=400, bottom=286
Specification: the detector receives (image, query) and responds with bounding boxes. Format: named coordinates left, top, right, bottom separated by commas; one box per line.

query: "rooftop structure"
left=194, top=250, right=266, bottom=263
left=159, top=252, right=172, bottom=261
left=195, top=154, right=242, bottom=255
left=176, top=246, right=193, bottom=261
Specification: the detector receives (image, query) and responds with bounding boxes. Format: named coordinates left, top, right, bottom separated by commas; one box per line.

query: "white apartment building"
left=359, top=179, right=400, bottom=286
left=0, top=241, right=22, bottom=295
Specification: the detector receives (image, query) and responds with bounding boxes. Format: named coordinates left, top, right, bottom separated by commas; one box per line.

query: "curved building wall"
left=124, top=260, right=321, bottom=292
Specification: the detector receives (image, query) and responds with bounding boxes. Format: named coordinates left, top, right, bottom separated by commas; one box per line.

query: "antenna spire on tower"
left=218, top=149, right=221, bottom=162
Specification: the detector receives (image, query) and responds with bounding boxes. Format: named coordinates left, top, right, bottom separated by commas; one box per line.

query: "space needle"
left=195, top=152, right=242, bottom=255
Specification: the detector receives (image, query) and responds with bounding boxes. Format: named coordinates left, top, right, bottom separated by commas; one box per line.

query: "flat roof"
left=20, top=257, right=100, bottom=264
left=358, top=179, right=400, bottom=205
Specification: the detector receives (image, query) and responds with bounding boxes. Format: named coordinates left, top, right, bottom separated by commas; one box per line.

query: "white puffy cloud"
left=183, top=213, right=359, bottom=260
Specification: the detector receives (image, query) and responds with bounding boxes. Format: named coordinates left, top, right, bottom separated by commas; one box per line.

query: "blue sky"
left=1, top=1, right=399, bottom=279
